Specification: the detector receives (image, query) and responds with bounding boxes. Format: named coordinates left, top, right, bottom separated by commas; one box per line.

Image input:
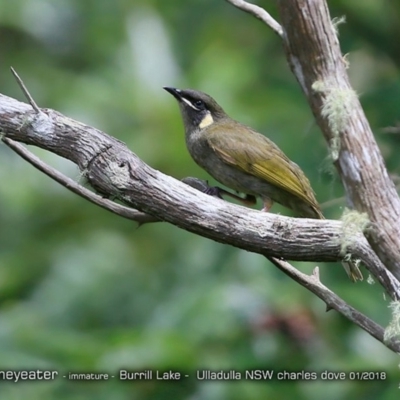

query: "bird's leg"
left=181, top=177, right=256, bottom=206
left=242, top=194, right=257, bottom=206
left=261, top=197, right=274, bottom=212
left=223, top=192, right=256, bottom=205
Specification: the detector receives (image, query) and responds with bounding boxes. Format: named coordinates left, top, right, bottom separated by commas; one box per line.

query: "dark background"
left=0, top=0, right=399, bottom=398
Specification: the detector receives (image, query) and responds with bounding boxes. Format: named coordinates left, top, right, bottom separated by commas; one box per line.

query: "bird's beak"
left=163, top=87, right=183, bottom=101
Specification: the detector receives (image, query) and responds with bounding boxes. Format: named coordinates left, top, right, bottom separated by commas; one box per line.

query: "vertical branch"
left=276, top=0, right=400, bottom=278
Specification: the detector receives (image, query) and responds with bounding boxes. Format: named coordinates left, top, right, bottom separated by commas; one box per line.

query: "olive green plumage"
left=165, top=87, right=362, bottom=281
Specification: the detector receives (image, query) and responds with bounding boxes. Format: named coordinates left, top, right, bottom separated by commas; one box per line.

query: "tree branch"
left=225, top=0, right=283, bottom=37
left=268, top=257, right=400, bottom=353
left=1, top=91, right=400, bottom=297
left=274, top=0, right=400, bottom=278
left=10, top=66, right=41, bottom=113
left=7, top=130, right=398, bottom=351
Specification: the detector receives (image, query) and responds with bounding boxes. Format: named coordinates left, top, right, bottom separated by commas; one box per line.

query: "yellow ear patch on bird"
left=199, top=112, right=214, bottom=129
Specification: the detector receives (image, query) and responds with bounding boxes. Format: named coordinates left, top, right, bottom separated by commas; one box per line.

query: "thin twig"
left=267, top=256, right=400, bottom=353
left=2, top=137, right=159, bottom=224
left=10, top=67, right=41, bottom=113
left=381, top=124, right=400, bottom=135
left=321, top=181, right=400, bottom=210
left=225, top=0, right=284, bottom=37
left=320, top=196, right=345, bottom=210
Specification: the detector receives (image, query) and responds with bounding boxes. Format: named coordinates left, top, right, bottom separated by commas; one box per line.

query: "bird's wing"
left=205, top=122, right=319, bottom=207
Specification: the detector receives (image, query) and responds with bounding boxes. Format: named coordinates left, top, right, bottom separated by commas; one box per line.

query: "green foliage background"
left=0, top=0, right=399, bottom=398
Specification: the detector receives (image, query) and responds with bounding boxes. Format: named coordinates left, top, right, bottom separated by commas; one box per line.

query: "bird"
left=164, top=87, right=363, bottom=281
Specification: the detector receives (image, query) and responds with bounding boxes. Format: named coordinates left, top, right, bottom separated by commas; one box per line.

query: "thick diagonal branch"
left=2, top=91, right=400, bottom=351
left=1, top=93, right=399, bottom=299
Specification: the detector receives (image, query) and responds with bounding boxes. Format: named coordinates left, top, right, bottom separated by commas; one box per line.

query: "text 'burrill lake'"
left=119, top=370, right=246, bottom=381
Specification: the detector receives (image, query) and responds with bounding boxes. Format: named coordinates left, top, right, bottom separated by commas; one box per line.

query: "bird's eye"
left=194, top=100, right=204, bottom=109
